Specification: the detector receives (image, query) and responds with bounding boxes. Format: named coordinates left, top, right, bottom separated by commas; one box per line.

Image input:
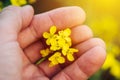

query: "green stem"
left=36, top=57, right=47, bottom=65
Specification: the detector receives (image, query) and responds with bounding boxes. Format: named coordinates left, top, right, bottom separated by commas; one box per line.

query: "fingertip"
left=22, top=5, right=34, bottom=28
left=91, top=38, right=106, bottom=49
left=71, top=25, right=93, bottom=45
left=48, top=6, right=86, bottom=29
left=88, top=46, right=106, bottom=65
left=71, top=6, right=86, bottom=24
left=77, top=46, right=106, bottom=76
left=1, top=5, right=34, bottom=32
left=65, top=6, right=86, bottom=24
left=22, top=5, right=34, bottom=13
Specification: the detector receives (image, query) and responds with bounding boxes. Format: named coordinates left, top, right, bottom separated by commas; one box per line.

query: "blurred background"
left=0, top=0, right=120, bottom=80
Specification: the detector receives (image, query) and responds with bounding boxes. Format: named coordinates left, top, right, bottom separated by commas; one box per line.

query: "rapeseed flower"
left=43, top=26, right=57, bottom=45
left=49, top=52, right=65, bottom=67
left=40, top=48, right=51, bottom=57
left=58, top=28, right=72, bottom=46
left=39, top=26, right=78, bottom=67
left=62, top=48, right=78, bottom=61
left=49, top=28, right=72, bottom=51
left=10, top=0, right=27, bottom=6
left=49, top=34, right=62, bottom=51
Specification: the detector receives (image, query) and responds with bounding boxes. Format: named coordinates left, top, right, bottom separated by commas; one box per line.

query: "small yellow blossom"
left=43, top=26, right=57, bottom=45
left=49, top=52, right=65, bottom=67
left=49, top=27, right=72, bottom=51
left=58, top=37, right=71, bottom=48
left=10, top=0, right=27, bottom=6
left=58, top=28, right=72, bottom=46
left=40, top=48, right=51, bottom=57
left=58, top=28, right=71, bottom=37
left=62, top=48, right=78, bottom=61
left=49, top=34, right=62, bottom=51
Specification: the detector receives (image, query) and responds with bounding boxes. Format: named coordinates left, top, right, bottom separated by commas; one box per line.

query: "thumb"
left=0, top=5, right=34, bottom=43
left=0, top=5, right=34, bottom=80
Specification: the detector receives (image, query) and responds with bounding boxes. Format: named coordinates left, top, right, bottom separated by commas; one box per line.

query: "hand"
left=0, top=5, right=106, bottom=80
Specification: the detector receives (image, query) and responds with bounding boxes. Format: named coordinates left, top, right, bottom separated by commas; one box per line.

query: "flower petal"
left=58, top=30, right=64, bottom=36
left=50, top=26, right=57, bottom=34
left=67, top=54, right=74, bottom=61
left=49, top=60, right=58, bottom=67
left=43, top=32, right=50, bottom=38
left=62, top=45, right=69, bottom=56
left=58, top=38, right=66, bottom=47
left=57, top=57, right=65, bottom=64
left=40, top=48, right=50, bottom=57
left=64, top=28, right=71, bottom=36
left=46, top=39, right=51, bottom=45
left=70, top=48, right=79, bottom=53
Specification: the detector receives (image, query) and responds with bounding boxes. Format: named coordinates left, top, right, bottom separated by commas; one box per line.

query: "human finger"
left=52, top=46, right=106, bottom=80
left=0, top=5, right=34, bottom=34
left=18, top=6, right=86, bottom=48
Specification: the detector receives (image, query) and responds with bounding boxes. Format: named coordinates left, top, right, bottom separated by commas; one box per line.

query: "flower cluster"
left=40, top=26, right=78, bottom=67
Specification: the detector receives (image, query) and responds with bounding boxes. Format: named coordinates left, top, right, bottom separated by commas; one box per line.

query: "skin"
left=0, top=5, right=106, bottom=80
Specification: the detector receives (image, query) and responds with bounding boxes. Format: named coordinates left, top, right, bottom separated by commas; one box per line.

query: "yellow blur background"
left=33, top=0, right=120, bottom=80
left=0, top=0, right=120, bottom=80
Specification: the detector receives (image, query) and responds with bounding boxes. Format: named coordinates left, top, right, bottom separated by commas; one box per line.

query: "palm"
left=21, top=37, right=105, bottom=80
left=21, top=51, right=49, bottom=80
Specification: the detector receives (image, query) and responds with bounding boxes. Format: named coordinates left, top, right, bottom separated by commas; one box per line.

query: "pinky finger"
left=52, top=46, right=106, bottom=80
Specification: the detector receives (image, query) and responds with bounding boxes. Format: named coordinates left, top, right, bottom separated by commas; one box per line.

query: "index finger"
left=18, top=6, right=86, bottom=48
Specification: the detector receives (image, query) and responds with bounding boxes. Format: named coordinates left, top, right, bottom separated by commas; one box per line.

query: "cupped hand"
left=0, top=5, right=106, bottom=80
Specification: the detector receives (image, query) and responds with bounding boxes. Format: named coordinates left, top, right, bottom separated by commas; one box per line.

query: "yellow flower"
left=10, top=0, right=27, bottom=6
left=49, top=52, right=65, bottom=67
left=58, top=28, right=72, bottom=46
left=49, top=34, right=62, bottom=51
left=50, top=35, right=69, bottom=51
left=40, top=48, right=51, bottom=57
left=58, top=28, right=71, bottom=37
left=58, top=37, right=71, bottom=48
left=57, top=38, right=67, bottom=48
left=62, top=48, right=78, bottom=61
left=43, top=26, right=57, bottom=45
left=39, top=26, right=78, bottom=67
left=50, top=28, right=72, bottom=51
left=102, top=44, right=120, bottom=79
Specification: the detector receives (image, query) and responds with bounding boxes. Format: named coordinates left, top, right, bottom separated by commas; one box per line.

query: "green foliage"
left=88, top=70, right=103, bottom=80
